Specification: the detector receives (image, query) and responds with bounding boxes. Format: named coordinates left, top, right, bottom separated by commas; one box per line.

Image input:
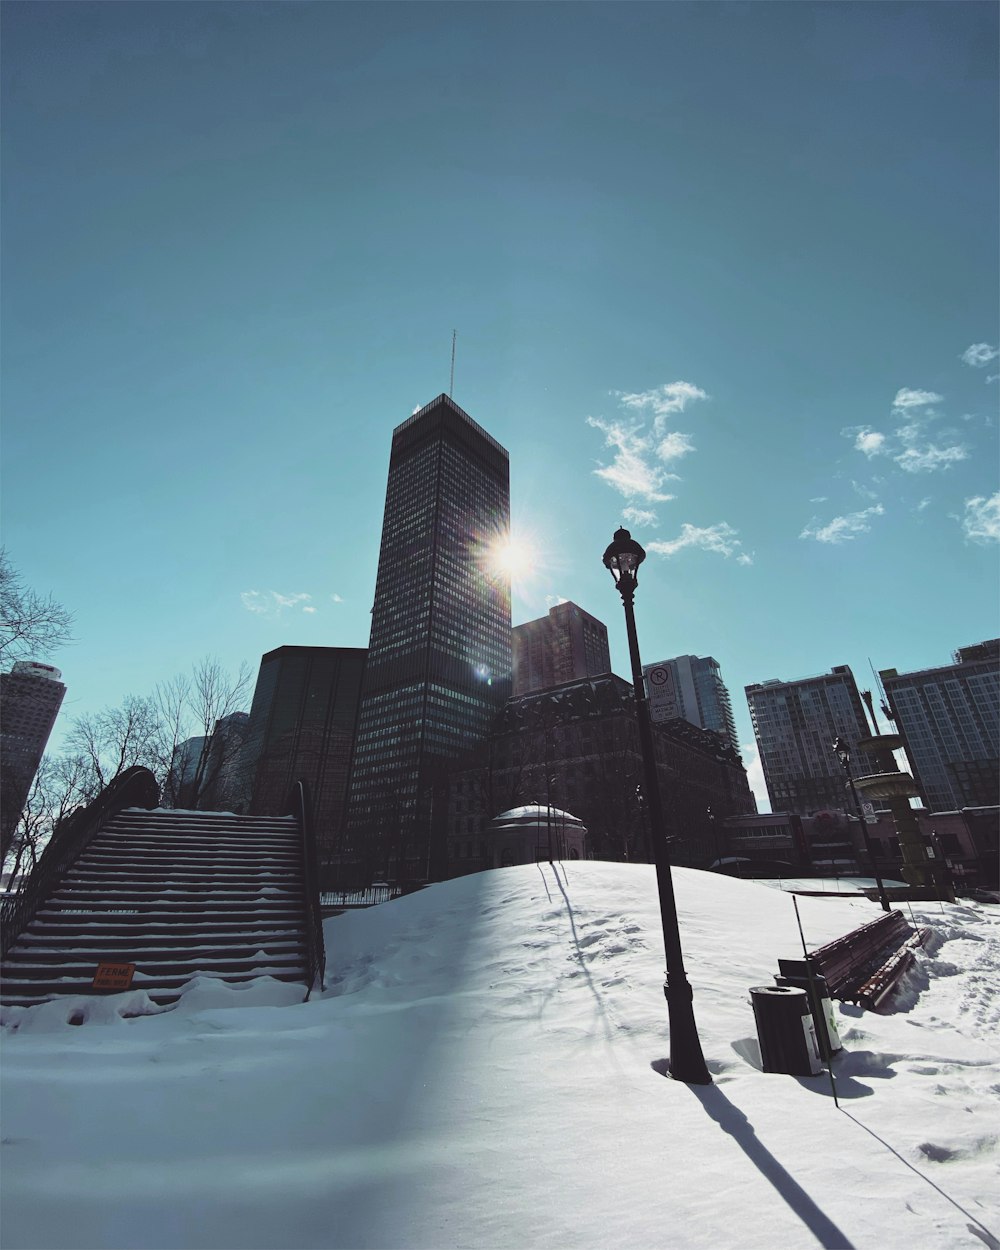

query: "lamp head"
left=602, top=527, right=646, bottom=588
left=832, top=736, right=851, bottom=766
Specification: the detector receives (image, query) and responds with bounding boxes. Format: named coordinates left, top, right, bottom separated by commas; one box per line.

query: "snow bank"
left=2, top=862, right=998, bottom=1250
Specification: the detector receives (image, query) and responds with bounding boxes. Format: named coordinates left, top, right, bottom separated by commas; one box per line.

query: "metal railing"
left=284, top=780, right=326, bottom=998
left=0, top=766, right=160, bottom=960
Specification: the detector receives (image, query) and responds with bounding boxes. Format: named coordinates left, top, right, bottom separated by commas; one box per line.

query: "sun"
left=486, top=534, right=538, bottom=585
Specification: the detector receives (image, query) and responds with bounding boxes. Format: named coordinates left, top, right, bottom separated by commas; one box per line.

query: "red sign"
left=92, top=962, right=136, bottom=991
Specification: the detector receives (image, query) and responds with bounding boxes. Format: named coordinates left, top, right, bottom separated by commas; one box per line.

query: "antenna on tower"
left=449, top=330, right=457, bottom=397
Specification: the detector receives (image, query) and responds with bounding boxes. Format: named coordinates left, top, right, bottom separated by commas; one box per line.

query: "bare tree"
left=65, top=694, right=165, bottom=802
left=0, top=549, right=74, bottom=666
left=1, top=753, right=88, bottom=882
left=157, top=657, right=252, bottom=809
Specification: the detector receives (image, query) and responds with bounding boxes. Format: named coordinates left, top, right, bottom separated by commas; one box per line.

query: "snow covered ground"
left=2, top=862, right=998, bottom=1250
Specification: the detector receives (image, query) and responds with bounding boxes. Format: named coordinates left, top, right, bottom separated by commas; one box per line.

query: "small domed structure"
left=487, top=805, right=587, bottom=868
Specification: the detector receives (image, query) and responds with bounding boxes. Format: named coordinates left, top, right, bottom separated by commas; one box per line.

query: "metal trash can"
left=774, top=966, right=842, bottom=1061
left=749, top=985, right=823, bottom=1076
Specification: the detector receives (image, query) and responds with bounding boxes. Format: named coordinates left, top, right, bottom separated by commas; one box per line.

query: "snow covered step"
left=0, top=804, right=316, bottom=1007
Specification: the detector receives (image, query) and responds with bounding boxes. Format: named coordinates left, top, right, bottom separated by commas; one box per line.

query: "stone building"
left=445, top=672, right=756, bottom=877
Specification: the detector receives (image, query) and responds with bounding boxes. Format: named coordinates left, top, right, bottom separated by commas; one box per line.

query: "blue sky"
left=3, top=1, right=997, bottom=809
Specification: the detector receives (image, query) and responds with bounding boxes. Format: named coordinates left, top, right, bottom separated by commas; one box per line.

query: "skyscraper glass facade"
left=346, top=395, right=512, bottom=875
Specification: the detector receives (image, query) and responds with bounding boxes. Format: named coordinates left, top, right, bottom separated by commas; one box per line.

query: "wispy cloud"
left=586, top=417, right=676, bottom=503
left=854, top=429, right=886, bottom=457
left=962, top=492, right=1000, bottom=544
left=961, top=343, right=999, bottom=368
left=545, top=594, right=568, bottom=607
left=800, top=504, right=885, bottom=544
left=655, top=430, right=696, bottom=462
left=331, top=593, right=345, bottom=604
left=892, top=387, right=943, bottom=412
left=615, top=381, right=708, bottom=433
left=844, top=388, right=967, bottom=476
left=809, top=496, right=828, bottom=503
left=916, top=497, right=932, bottom=512
left=587, top=380, right=708, bottom=512
left=895, top=444, right=968, bottom=473
left=622, top=506, right=659, bottom=528
left=646, top=521, right=748, bottom=561
left=240, top=590, right=314, bottom=617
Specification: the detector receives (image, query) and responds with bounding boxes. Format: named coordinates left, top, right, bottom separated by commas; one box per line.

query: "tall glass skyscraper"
left=346, top=394, right=512, bottom=881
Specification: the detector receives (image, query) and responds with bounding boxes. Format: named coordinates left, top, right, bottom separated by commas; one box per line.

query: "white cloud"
left=331, top=593, right=345, bottom=603
left=622, top=506, right=659, bottom=528
left=646, top=521, right=746, bottom=560
left=892, top=388, right=943, bottom=412
left=586, top=417, right=676, bottom=503
left=916, top=497, right=932, bottom=512
left=545, top=594, right=568, bottom=608
left=800, top=504, right=885, bottom=544
left=736, top=552, right=754, bottom=566
left=809, top=496, right=828, bottom=503
left=854, top=429, right=886, bottom=457
left=851, top=480, right=881, bottom=501
left=894, top=444, right=968, bottom=473
left=240, top=590, right=314, bottom=617
left=616, top=382, right=708, bottom=432
left=962, top=492, right=1000, bottom=544
left=961, top=343, right=999, bottom=368
left=655, top=431, right=695, bottom=463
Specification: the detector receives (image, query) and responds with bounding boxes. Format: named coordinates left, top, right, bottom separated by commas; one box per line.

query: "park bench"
left=778, top=909, right=932, bottom=1011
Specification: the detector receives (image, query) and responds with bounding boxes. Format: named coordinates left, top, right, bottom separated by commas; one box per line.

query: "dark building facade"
left=746, top=665, right=877, bottom=815
left=1, top=661, right=66, bottom=863
left=165, top=712, right=250, bottom=812
left=880, top=640, right=999, bottom=813
left=513, top=600, right=611, bottom=696
left=235, top=646, right=366, bottom=865
left=444, top=673, right=756, bottom=877
left=344, top=395, right=512, bottom=883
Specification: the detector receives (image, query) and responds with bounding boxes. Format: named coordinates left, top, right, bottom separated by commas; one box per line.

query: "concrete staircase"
left=1, top=808, right=311, bottom=1007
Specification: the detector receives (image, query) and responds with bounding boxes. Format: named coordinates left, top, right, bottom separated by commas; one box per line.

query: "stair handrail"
left=284, top=779, right=326, bottom=996
left=1, top=766, right=160, bottom=960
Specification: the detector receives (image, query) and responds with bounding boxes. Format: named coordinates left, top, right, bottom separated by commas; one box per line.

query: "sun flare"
left=487, top=534, right=538, bottom=585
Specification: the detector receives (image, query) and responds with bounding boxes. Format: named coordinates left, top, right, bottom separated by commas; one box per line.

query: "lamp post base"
left=664, top=979, right=713, bottom=1085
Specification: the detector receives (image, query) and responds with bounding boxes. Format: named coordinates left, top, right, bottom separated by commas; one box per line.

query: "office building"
left=880, top=640, right=1000, bottom=813
left=1, top=661, right=66, bottom=861
left=236, top=646, right=366, bottom=862
left=746, top=665, right=876, bottom=815
left=345, top=395, right=512, bottom=882
left=165, top=712, right=249, bottom=811
left=513, top=600, right=611, bottom=695
left=644, top=654, right=740, bottom=754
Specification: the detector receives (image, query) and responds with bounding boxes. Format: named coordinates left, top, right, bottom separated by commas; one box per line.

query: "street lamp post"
left=832, top=737, right=891, bottom=913
left=603, top=527, right=712, bottom=1085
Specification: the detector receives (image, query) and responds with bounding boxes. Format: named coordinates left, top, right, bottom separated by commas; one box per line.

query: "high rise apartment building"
left=513, top=601, right=611, bottom=696
left=345, top=395, right=512, bottom=878
left=880, top=640, right=999, bottom=812
left=746, top=665, right=876, bottom=815
left=1, top=661, right=66, bottom=861
left=644, top=654, right=740, bottom=754
left=235, top=647, right=366, bottom=860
